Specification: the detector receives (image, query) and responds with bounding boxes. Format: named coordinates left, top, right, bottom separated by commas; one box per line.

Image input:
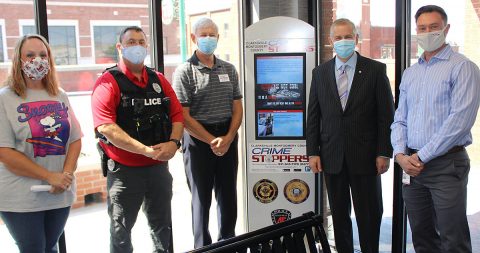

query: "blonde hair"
left=4, top=34, right=59, bottom=98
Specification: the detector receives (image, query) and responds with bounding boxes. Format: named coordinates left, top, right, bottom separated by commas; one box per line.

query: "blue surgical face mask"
left=333, top=39, right=356, bottom=59
left=197, top=36, right=218, bottom=55
left=121, top=45, right=147, bottom=64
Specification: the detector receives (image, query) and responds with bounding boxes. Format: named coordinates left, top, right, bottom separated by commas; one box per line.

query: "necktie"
left=337, top=65, right=348, bottom=110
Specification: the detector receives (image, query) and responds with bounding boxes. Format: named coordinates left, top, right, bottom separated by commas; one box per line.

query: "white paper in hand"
left=30, top=185, right=52, bottom=192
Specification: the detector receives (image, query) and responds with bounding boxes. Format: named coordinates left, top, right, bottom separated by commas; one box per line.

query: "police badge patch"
left=271, top=209, right=292, bottom=224
left=253, top=179, right=278, bottom=203
left=152, top=83, right=162, bottom=93
left=284, top=179, right=310, bottom=204
left=107, top=159, right=116, bottom=172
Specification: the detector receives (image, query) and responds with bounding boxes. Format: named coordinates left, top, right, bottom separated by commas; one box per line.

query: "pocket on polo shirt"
left=194, top=74, right=210, bottom=93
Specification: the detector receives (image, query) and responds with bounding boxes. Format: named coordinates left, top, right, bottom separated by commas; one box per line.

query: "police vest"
left=105, top=66, right=172, bottom=146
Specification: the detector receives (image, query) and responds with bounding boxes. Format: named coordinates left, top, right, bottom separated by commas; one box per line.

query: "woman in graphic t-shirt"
left=0, top=34, right=83, bottom=253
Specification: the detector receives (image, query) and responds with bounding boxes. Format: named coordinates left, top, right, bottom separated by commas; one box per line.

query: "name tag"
left=218, top=74, right=230, bottom=82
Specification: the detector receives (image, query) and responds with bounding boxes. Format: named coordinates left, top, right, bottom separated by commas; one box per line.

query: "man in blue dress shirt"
left=391, top=5, right=480, bottom=253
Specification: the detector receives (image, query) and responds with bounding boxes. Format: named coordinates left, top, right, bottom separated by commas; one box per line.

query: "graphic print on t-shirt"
left=17, top=101, right=70, bottom=157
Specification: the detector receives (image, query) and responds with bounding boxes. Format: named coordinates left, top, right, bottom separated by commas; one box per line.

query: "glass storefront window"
left=49, top=26, right=78, bottom=65
left=163, top=1, right=241, bottom=251
left=93, top=25, right=127, bottom=64
left=409, top=1, right=480, bottom=252
left=0, top=4, right=36, bottom=252
left=23, top=24, right=78, bottom=65
left=0, top=21, right=5, bottom=62
left=0, top=1, right=35, bottom=83
left=1, top=0, right=241, bottom=252
left=328, top=0, right=396, bottom=251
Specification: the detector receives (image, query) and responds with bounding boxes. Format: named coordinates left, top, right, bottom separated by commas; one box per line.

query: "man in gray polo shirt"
left=172, top=17, right=243, bottom=248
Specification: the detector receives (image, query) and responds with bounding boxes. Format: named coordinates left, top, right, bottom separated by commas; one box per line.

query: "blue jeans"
left=0, top=207, right=70, bottom=253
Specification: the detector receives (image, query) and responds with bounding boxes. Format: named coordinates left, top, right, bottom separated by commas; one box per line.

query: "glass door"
left=408, top=1, right=480, bottom=252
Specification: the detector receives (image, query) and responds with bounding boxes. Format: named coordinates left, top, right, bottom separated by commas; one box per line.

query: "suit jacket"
left=306, top=53, right=394, bottom=175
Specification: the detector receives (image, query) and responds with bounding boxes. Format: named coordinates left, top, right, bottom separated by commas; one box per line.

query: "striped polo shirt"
left=173, top=52, right=243, bottom=124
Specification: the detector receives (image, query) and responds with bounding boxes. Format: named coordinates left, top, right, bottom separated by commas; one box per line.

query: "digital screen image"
left=256, top=55, right=304, bottom=84
left=254, top=53, right=306, bottom=110
left=254, top=53, right=306, bottom=140
left=257, top=110, right=304, bottom=139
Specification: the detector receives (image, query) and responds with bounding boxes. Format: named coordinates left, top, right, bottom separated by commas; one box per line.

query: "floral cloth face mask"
left=22, top=56, right=50, bottom=80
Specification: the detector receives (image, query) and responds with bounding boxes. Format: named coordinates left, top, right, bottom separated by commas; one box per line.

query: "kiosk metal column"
left=244, top=16, right=317, bottom=231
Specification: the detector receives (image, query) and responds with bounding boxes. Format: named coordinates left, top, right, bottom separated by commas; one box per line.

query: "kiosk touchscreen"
left=254, top=53, right=306, bottom=140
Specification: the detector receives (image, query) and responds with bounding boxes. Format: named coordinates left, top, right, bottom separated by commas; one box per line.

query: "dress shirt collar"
left=418, top=44, right=452, bottom=64
left=335, top=51, right=358, bottom=72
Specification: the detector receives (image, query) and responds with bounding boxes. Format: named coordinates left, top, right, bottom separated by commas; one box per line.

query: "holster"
left=96, top=142, right=109, bottom=177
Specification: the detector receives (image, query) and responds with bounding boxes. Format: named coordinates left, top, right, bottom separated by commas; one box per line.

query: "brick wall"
left=320, top=0, right=334, bottom=63
left=73, top=165, right=107, bottom=209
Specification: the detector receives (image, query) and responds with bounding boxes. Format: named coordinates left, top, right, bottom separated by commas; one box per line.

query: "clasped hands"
left=47, top=171, right=74, bottom=194
left=210, top=135, right=232, bottom=157
left=395, top=153, right=424, bottom=177
left=146, top=141, right=178, bottom=161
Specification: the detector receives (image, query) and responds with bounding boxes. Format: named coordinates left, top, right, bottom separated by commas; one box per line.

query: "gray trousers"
left=107, top=162, right=173, bottom=253
left=403, top=150, right=471, bottom=253
left=182, top=121, right=238, bottom=248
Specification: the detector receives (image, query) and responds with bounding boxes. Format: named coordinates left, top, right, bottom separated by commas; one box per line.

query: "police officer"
left=91, top=26, right=183, bottom=253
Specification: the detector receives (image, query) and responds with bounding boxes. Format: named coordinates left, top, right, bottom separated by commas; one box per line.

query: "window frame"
left=0, top=19, right=6, bottom=62
left=18, top=19, right=80, bottom=65
left=89, top=20, right=141, bottom=64
left=18, top=19, right=35, bottom=36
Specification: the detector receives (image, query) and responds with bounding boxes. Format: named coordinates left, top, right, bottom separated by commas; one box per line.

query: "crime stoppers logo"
left=284, top=179, right=310, bottom=204
left=271, top=209, right=292, bottom=224
left=253, top=179, right=278, bottom=203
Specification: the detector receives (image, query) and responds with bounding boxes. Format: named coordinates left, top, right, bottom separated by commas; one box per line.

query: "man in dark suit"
left=306, top=18, right=394, bottom=253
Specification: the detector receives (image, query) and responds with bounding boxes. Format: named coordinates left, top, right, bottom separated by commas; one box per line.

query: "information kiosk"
left=244, top=16, right=316, bottom=231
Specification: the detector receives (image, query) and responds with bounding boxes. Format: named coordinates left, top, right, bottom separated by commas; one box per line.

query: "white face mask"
left=22, top=56, right=50, bottom=80
left=415, top=27, right=446, bottom=52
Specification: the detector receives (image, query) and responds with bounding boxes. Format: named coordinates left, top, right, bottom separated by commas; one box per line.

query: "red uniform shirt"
left=91, top=61, right=183, bottom=166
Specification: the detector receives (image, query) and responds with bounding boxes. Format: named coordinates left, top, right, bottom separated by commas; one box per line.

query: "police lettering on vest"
left=98, top=66, right=172, bottom=147
left=133, top=97, right=164, bottom=106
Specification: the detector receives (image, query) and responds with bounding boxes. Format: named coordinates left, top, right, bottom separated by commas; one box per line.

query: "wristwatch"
left=169, top=138, right=181, bottom=148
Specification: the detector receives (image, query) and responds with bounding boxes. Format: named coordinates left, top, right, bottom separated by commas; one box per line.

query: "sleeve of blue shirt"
left=418, top=61, right=480, bottom=162
left=390, top=71, right=409, bottom=159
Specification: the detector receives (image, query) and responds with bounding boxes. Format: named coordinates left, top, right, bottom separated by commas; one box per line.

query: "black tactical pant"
left=107, top=162, right=173, bottom=253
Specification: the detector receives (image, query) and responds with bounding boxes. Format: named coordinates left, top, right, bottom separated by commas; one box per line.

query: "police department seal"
left=253, top=179, right=278, bottom=203
left=107, top=159, right=116, bottom=171
left=284, top=179, right=309, bottom=204
left=271, top=209, right=292, bottom=224
left=152, top=82, right=162, bottom=93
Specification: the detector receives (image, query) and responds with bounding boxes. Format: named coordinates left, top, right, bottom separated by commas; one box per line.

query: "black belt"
left=201, top=120, right=231, bottom=131
left=407, top=145, right=465, bottom=156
